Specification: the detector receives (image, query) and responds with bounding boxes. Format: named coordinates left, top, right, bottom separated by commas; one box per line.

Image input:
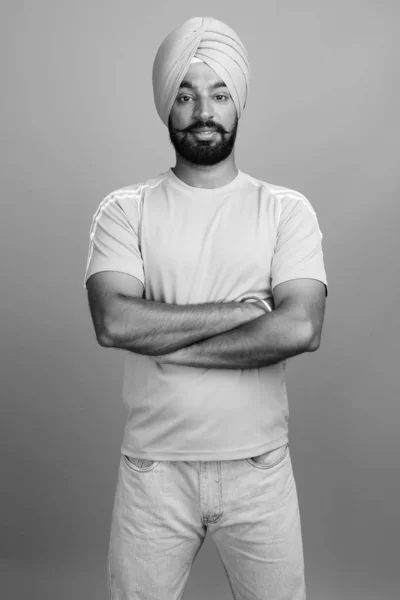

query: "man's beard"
left=168, top=115, right=238, bottom=166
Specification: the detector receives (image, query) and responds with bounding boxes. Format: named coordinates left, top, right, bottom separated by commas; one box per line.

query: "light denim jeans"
left=107, top=442, right=306, bottom=599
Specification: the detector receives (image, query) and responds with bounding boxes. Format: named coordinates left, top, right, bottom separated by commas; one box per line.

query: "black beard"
left=168, top=115, right=238, bottom=166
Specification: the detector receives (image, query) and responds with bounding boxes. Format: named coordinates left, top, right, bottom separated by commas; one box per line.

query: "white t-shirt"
left=84, top=168, right=328, bottom=461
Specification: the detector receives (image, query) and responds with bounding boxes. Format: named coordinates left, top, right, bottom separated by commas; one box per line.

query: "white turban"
left=152, top=16, right=250, bottom=126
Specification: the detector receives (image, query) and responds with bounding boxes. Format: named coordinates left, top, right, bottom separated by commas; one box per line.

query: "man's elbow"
left=97, top=332, right=114, bottom=347
left=304, top=323, right=321, bottom=352
left=96, top=315, right=117, bottom=348
left=96, top=327, right=115, bottom=347
left=292, top=318, right=321, bottom=353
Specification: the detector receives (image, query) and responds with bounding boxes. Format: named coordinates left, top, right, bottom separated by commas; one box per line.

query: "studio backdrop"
left=2, top=1, right=399, bottom=599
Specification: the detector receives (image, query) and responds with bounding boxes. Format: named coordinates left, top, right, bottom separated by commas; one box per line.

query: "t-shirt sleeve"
left=271, top=192, right=328, bottom=297
left=83, top=191, right=145, bottom=290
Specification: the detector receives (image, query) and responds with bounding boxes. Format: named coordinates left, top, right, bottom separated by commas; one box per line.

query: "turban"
left=152, top=16, right=250, bottom=126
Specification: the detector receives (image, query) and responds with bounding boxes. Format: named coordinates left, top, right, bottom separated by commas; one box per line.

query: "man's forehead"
left=180, top=62, right=227, bottom=89
left=178, top=78, right=228, bottom=90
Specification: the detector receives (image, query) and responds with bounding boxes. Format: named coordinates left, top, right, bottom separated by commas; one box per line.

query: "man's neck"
left=172, top=156, right=238, bottom=189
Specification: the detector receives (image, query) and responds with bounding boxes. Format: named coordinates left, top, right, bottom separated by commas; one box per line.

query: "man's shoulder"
left=243, top=172, right=316, bottom=218
left=243, top=172, right=307, bottom=202
left=105, top=172, right=168, bottom=201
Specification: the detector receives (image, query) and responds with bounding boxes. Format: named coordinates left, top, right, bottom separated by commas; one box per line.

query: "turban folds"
left=152, top=17, right=250, bottom=126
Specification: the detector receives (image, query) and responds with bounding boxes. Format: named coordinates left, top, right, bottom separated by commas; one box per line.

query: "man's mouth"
left=190, top=129, right=218, bottom=139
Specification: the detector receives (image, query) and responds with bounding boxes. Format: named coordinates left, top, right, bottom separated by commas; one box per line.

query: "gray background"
left=2, top=0, right=399, bottom=598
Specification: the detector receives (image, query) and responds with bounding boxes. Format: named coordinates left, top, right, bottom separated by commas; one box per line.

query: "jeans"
left=107, top=442, right=306, bottom=599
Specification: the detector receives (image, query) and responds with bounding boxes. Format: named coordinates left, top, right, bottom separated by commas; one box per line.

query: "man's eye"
left=177, top=94, right=228, bottom=102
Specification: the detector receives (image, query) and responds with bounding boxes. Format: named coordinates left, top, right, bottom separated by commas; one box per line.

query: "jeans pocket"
left=246, top=443, right=289, bottom=470
left=123, top=455, right=159, bottom=472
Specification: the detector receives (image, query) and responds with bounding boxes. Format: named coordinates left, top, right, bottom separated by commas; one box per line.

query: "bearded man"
left=84, top=16, right=328, bottom=600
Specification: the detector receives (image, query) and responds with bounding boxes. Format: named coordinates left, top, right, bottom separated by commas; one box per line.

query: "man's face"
left=168, top=62, right=239, bottom=166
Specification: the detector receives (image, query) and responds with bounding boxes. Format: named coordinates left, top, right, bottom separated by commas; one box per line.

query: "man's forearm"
left=103, top=295, right=266, bottom=355
left=156, top=306, right=316, bottom=369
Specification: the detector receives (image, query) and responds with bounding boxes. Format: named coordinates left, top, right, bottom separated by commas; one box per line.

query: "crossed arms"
left=86, top=271, right=326, bottom=369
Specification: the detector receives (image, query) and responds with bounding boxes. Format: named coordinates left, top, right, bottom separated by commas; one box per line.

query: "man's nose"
left=194, top=97, right=213, bottom=121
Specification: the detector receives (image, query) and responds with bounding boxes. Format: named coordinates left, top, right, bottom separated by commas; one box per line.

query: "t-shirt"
left=84, top=168, right=328, bottom=461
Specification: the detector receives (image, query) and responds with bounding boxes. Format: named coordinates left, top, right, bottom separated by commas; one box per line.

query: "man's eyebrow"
left=178, top=79, right=228, bottom=90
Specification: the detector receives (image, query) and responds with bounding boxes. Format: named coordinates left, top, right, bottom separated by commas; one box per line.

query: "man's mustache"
left=176, top=121, right=228, bottom=134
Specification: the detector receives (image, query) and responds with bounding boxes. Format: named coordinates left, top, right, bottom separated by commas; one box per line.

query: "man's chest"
left=140, top=198, right=276, bottom=282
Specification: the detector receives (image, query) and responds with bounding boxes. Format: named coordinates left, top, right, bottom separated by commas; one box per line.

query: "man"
left=84, top=16, right=327, bottom=600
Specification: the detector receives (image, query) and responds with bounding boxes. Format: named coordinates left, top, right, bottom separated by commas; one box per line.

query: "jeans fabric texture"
left=107, top=443, right=306, bottom=599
